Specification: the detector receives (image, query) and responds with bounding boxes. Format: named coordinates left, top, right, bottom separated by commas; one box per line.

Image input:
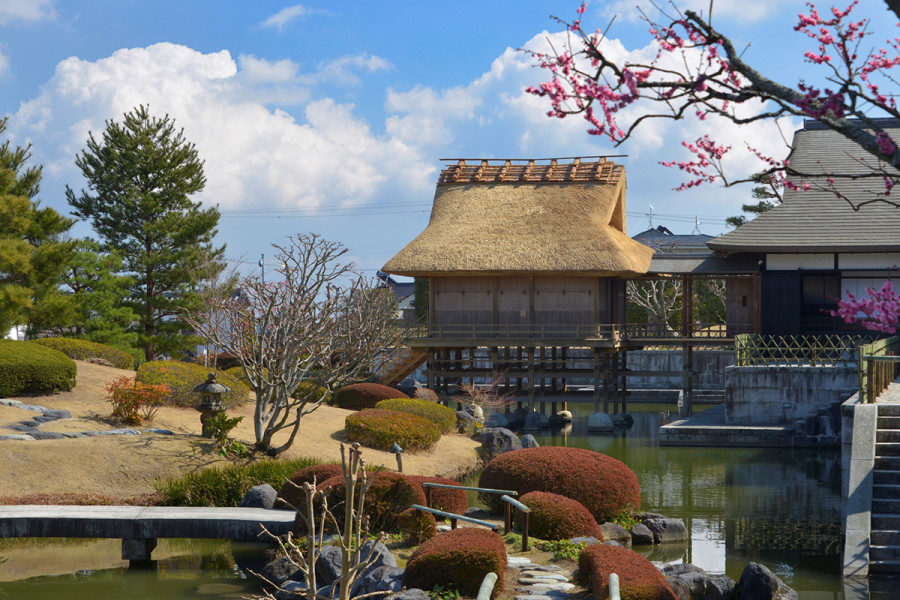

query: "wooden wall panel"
left=433, top=277, right=494, bottom=325
left=498, top=276, right=530, bottom=325
left=533, top=276, right=594, bottom=325
left=726, top=278, right=754, bottom=335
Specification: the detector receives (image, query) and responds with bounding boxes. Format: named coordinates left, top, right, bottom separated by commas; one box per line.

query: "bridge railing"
left=860, top=336, right=900, bottom=403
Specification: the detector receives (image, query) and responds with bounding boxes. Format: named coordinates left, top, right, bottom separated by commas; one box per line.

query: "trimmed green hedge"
left=345, top=409, right=441, bottom=453
left=520, top=491, right=603, bottom=541
left=294, top=381, right=330, bottom=403
left=403, top=528, right=507, bottom=598
left=576, top=544, right=678, bottom=600
left=332, top=383, right=407, bottom=410
left=375, top=397, right=457, bottom=434
left=0, top=340, right=76, bottom=397
left=136, top=361, right=250, bottom=408
left=478, top=446, right=641, bottom=522
left=30, top=338, right=136, bottom=370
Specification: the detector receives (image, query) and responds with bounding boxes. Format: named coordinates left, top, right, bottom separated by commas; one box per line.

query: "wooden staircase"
left=379, top=347, right=428, bottom=387
left=870, top=404, right=900, bottom=574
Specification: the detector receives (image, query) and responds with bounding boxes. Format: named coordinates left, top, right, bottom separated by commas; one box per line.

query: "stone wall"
left=725, top=365, right=858, bottom=425
left=627, top=350, right=734, bottom=390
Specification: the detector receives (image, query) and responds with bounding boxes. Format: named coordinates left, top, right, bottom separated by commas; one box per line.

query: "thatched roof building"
left=382, top=158, right=653, bottom=277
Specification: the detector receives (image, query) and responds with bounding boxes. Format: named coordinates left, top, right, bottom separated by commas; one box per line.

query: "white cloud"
left=258, top=4, right=320, bottom=31
left=314, top=54, right=392, bottom=86
left=0, top=49, right=9, bottom=76
left=9, top=43, right=434, bottom=213
left=0, top=0, right=56, bottom=24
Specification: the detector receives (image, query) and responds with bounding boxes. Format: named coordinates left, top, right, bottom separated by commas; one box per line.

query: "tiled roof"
left=436, top=157, right=623, bottom=186
left=708, top=122, right=900, bottom=253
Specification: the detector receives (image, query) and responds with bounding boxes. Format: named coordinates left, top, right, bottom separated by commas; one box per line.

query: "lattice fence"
left=734, top=334, right=879, bottom=368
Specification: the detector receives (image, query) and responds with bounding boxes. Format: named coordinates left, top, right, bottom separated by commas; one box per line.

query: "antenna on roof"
left=647, top=205, right=655, bottom=228
left=693, top=216, right=702, bottom=235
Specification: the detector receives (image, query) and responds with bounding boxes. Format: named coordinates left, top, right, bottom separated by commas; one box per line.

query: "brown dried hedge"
left=576, top=544, right=678, bottom=600
left=345, top=409, right=441, bottom=453
left=403, top=528, right=507, bottom=598
left=405, top=475, right=468, bottom=517
left=315, top=471, right=435, bottom=543
left=414, top=388, right=440, bottom=403
left=332, top=382, right=407, bottom=410
left=276, top=464, right=344, bottom=510
left=520, top=491, right=603, bottom=541
left=478, top=446, right=640, bottom=522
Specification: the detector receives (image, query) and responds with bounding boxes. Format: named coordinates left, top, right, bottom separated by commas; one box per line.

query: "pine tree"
left=66, top=106, right=224, bottom=360
left=0, top=118, right=75, bottom=335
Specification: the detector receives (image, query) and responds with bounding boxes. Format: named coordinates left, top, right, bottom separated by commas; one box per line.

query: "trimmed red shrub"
left=405, top=475, right=468, bottom=517
left=332, top=383, right=407, bottom=410
left=520, top=491, right=603, bottom=541
left=403, top=528, right=507, bottom=598
left=315, top=471, right=435, bottom=542
left=478, top=447, right=640, bottom=522
left=277, top=464, right=343, bottom=510
left=576, top=544, right=677, bottom=600
left=345, top=409, right=441, bottom=453
left=414, top=388, right=440, bottom=403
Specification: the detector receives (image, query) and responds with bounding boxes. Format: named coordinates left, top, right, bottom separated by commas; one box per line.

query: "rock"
left=30, top=431, right=65, bottom=440
left=520, top=434, right=540, bottom=448
left=8, top=424, right=39, bottom=432
left=362, top=565, right=404, bottom=595
left=316, top=582, right=339, bottom=600
left=37, top=409, right=71, bottom=421
left=61, top=432, right=85, bottom=438
left=471, top=404, right=484, bottom=423
left=84, top=357, right=115, bottom=367
left=602, top=540, right=623, bottom=547
left=142, top=428, right=174, bottom=435
left=315, top=546, right=344, bottom=586
left=388, top=589, right=430, bottom=600
left=598, top=523, right=631, bottom=544
left=263, top=555, right=303, bottom=585
left=240, top=484, right=277, bottom=509
left=569, top=536, right=603, bottom=546
left=274, top=580, right=308, bottom=600
left=17, top=404, right=47, bottom=412
left=523, top=411, right=542, bottom=431
left=507, top=556, right=535, bottom=567
left=665, top=576, right=692, bottom=600
left=484, top=412, right=508, bottom=427
left=637, top=512, right=667, bottom=521
left=587, top=412, right=614, bottom=432
left=0, top=434, right=34, bottom=441
left=630, top=523, right=654, bottom=545
left=0, top=399, right=21, bottom=407
left=737, top=562, right=798, bottom=600
left=511, top=407, right=528, bottom=424
left=359, top=540, right=397, bottom=573
left=643, top=517, right=688, bottom=544
left=396, top=377, right=423, bottom=397
left=515, top=582, right=575, bottom=592
left=480, top=427, right=522, bottom=461
left=661, top=563, right=709, bottom=600
left=556, top=410, right=573, bottom=422
left=456, top=410, right=476, bottom=432
left=518, top=574, right=568, bottom=583
left=611, top=412, right=635, bottom=428
left=707, top=575, right=738, bottom=600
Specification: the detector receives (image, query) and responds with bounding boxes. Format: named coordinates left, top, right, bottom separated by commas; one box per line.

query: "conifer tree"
left=67, top=106, right=224, bottom=360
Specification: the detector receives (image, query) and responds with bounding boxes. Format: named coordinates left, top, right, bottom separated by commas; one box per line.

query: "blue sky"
left=2, top=0, right=892, bottom=280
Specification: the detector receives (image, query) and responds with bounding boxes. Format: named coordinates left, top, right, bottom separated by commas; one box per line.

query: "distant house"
left=708, top=119, right=900, bottom=335
left=376, top=271, right=417, bottom=325
left=633, top=226, right=714, bottom=254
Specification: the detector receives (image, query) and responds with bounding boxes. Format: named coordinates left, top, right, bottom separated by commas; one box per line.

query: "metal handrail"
left=501, top=494, right=532, bottom=551
left=421, top=482, right=516, bottom=510
left=411, top=504, right=501, bottom=532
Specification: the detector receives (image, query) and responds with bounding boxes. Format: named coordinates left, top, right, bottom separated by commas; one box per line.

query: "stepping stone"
left=520, top=564, right=563, bottom=572
left=62, top=432, right=85, bottom=438
left=30, top=431, right=65, bottom=440
left=98, top=429, right=142, bottom=436
left=518, top=577, right=569, bottom=585
left=519, top=573, right=568, bottom=581
left=515, top=596, right=552, bottom=600
left=17, top=405, right=47, bottom=412
left=436, top=525, right=452, bottom=532
left=142, top=428, right=174, bottom=435
left=0, top=434, right=34, bottom=441
left=516, top=583, right=576, bottom=592
left=0, top=399, right=21, bottom=407
left=507, top=557, right=534, bottom=567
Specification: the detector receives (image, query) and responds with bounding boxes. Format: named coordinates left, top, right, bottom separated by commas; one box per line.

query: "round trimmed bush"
left=576, top=544, right=677, bottom=600
left=136, top=361, right=250, bottom=408
left=520, top=491, right=603, bottom=541
left=316, top=471, right=435, bottom=542
left=30, top=338, right=135, bottom=370
left=277, top=464, right=344, bottom=510
left=414, top=387, right=440, bottom=403
left=403, top=528, right=507, bottom=598
left=345, top=409, right=441, bottom=453
left=0, top=340, right=76, bottom=397
left=375, top=397, right=457, bottom=434
left=332, top=383, right=407, bottom=410
left=294, top=380, right=330, bottom=403
left=224, top=366, right=248, bottom=386
left=478, top=446, right=640, bottom=522
left=405, top=475, right=468, bottom=516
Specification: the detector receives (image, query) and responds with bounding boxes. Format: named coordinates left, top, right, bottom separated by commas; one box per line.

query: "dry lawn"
left=0, top=361, right=480, bottom=500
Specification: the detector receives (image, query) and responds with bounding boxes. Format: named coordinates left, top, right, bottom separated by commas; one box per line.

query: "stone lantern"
left=193, top=372, right=230, bottom=438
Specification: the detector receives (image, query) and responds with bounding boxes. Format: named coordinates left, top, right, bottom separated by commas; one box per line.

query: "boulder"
left=240, top=484, right=278, bottom=509
left=362, top=565, right=404, bottom=595
left=480, top=427, right=522, bottom=461
left=569, top=536, right=603, bottom=546
left=611, top=413, right=635, bottom=428
left=511, top=407, right=528, bottom=424
left=644, top=517, right=688, bottom=544
left=274, top=580, right=308, bottom=600
left=388, top=590, right=430, bottom=600
left=587, top=412, right=614, bottom=432
left=523, top=411, right=542, bottom=431
left=555, top=409, right=573, bottom=422
left=665, top=576, right=692, bottom=600
left=359, top=540, right=397, bottom=573
left=85, top=357, right=115, bottom=367
left=456, top=410, right=476, bottom=432
left=630, top=522, right=654, bottom=545
left=661, top=563, right=709, bottom=600
left=520, top=434, right=540, bottom=449
left=637, top=512, right=667, bottom=521
left=738, top=562, right=798, bottom=600
left=707, top=574, right=738, bottom=600
left=264, top=555, right=303, bottom=585
left=315, top=546, right=344, bottom=586
left=597, top=522, right=631, bottom=544
left=484, top=412, right=508, bottom=428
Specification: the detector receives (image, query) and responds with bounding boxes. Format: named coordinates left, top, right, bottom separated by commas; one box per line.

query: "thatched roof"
left=382, top=158, right=654, bottom=277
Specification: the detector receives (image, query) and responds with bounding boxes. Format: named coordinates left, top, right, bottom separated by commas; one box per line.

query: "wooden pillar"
left=612, top=349, right=620, bottom=415
left=528, top=347, right=536, bottom=412
left=593, top=349, right=602, bottom=413
left=621, top=348, right=628, bottom=414
left=427, top=348, right=435, bottom=390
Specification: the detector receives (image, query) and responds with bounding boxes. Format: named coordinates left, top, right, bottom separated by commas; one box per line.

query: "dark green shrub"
left=294, top=380, right=330, bottom=403
left=375, top=397, right=457, bottom=434
left=0, top=340, right=76, bottom=397
left=345, top=409, right=441, bottom=453
left=31, top=337, right=136, bottom=370
left=332, top=382, right=407, bottom=410
left=405, top=475, right=468, bottom=516
left=403, top=528, right=507, bottom=598
left=576, top=544, right=678, bottom=600
left=520, top=491, right=603, bottom=541
left=136, top=361, right=249, bottom=408
left=277, top=463, right=344, bottom=510
left=316, top=471, right=435, bottom=543
left=478, top=447, right=640, bottom=522
left=156, top=457, right=320, bottom=507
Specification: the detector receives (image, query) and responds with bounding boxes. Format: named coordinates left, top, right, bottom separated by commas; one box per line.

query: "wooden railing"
left=404, top=322, right=752, bottom=342
left=860, top=336, right=900, bottom=403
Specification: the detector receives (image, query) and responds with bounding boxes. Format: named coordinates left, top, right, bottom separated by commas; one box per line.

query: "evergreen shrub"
left=0, top=340, right=76, bottom=397
left=520, top=491, right=603, bottom=540
left=136, top=360, right=249, bottom=408
left=478, top=446, right=640, bottom=522
left=576, top=544, right=678, bottom=600
left=375, top=397, right=457, bottom=433
left=294, top=381, right=330, bottom=403
left=403, top=528, right=507, bottom=597
left=332, top=382, right=407, bottom=410
left=30, top=337, right=135, bottom=370
left=345, top=409, right=441, bottom=452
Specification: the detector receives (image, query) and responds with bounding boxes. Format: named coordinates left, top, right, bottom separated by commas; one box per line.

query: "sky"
left=2, top=0, right=894, bottom=281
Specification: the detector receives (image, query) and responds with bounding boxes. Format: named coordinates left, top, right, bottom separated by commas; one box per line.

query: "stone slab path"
left=0, top=398, right=172, bottom=441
